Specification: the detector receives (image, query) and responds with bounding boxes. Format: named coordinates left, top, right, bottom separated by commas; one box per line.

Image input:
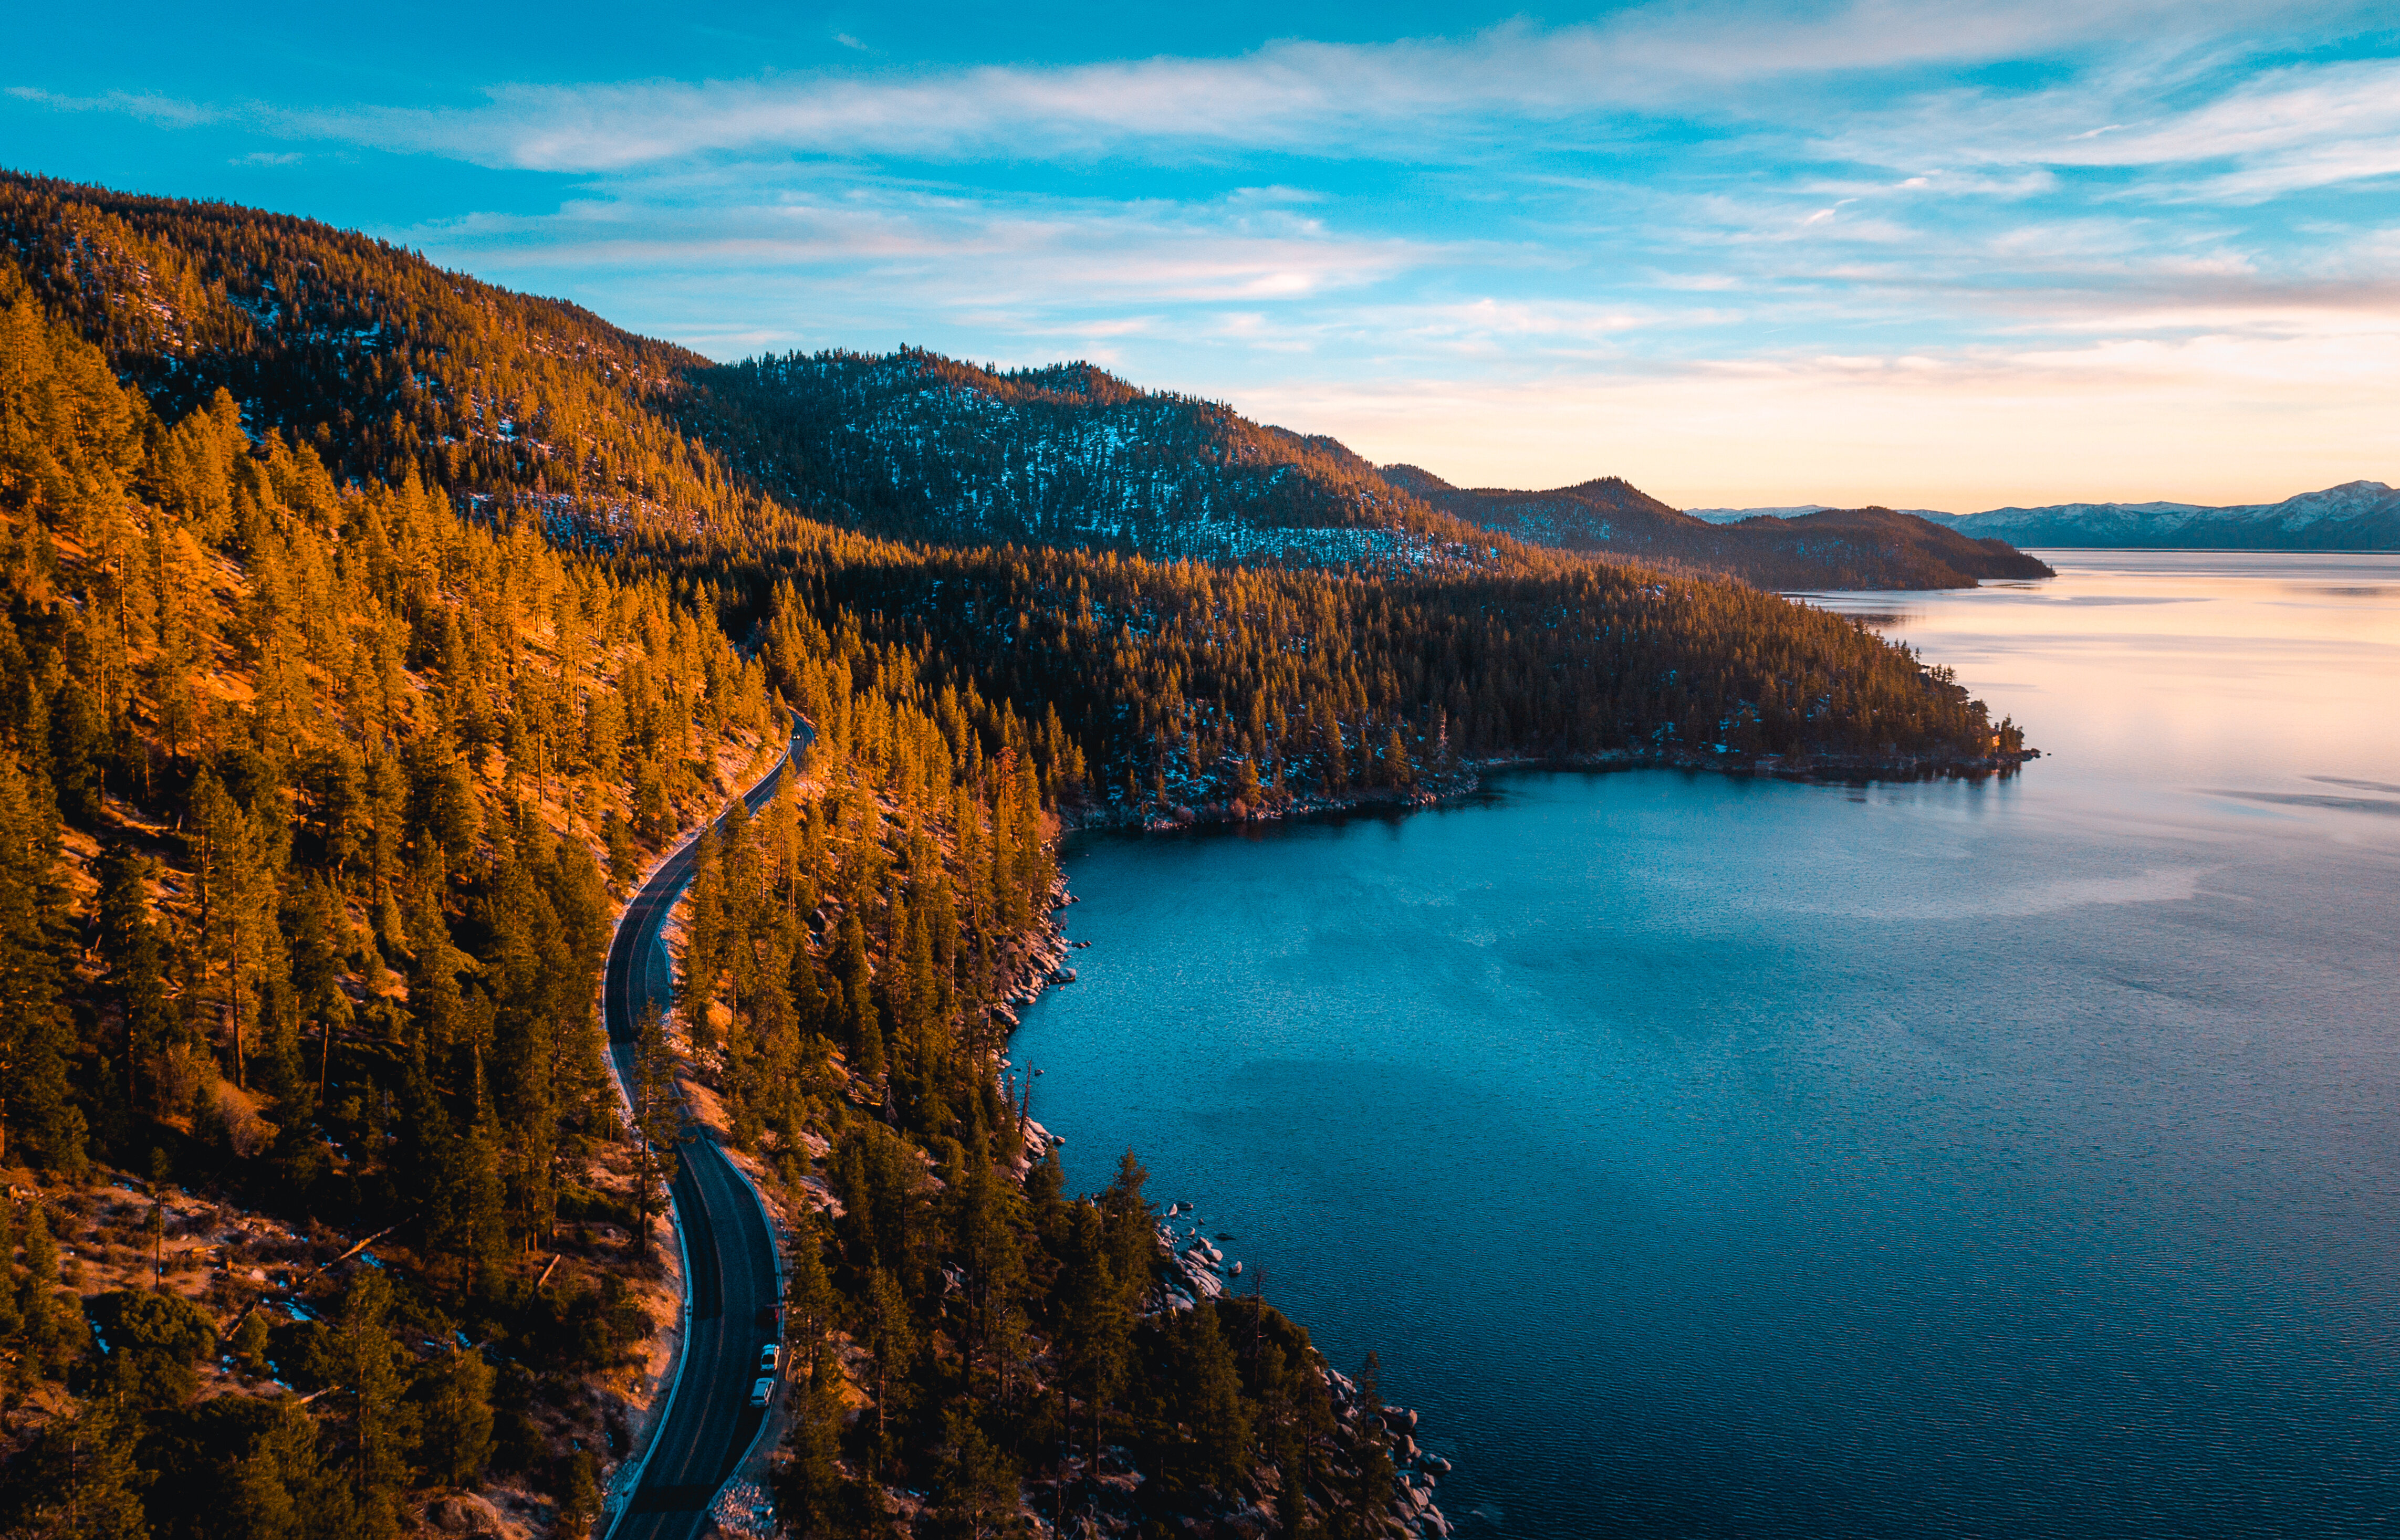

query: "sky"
left=7, top=2, right=2399, bottom=510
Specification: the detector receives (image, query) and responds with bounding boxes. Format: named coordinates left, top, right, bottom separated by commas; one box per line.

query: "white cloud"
left=30, top=2, right=2372, bottom=178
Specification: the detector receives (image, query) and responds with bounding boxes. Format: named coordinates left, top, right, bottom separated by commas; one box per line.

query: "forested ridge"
left=755, top=547, right=2026, bottom=829
left=685, top=350, right=1511, bottom=571
left=0, top=172, right=2031, bottom=1540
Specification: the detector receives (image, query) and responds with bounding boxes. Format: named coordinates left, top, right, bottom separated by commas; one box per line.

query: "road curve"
left=603, top=718, right=806, bottom=1540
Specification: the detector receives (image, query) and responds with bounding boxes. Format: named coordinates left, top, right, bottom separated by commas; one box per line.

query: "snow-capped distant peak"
left=1948, top=481, right=2398, bottom=549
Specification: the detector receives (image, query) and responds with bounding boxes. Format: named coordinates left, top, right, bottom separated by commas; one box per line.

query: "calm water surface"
left=1016, top=552, right=2400, bottom=1537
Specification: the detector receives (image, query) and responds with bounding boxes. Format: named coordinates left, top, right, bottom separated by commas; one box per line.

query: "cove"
left=1016, top=553, right=2400, bottom=1537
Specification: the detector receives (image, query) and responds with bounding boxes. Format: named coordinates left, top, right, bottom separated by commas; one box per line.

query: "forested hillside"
left=0, top=171, right=783, bottom=552
left=0, top=172, right=2054, bottom=591
left=0, top=257, right=782, bottom=1533
left=685, top=350, right=1509, bottom=570
left=752, top=546, right=2027, bottom=831
left=1381, top=465, right=2057, bottom=589
left=0, top=171, right=2037, bottom=1540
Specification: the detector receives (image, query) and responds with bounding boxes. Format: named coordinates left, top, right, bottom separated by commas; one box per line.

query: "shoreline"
left=1012, top=737, right=2039, bottom=1534
left=1003, top=888, right=1457, bottom=1538
left=1065, top=743, right=2041, bottom=836
left=992, top=891, right=1454, bottom=1537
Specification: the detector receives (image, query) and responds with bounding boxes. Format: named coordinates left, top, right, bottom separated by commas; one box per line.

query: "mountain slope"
left=0, top=170, right=759, bottom=544
left=0, top=172, right=1518, bottom=574
left=3, top=172, right=2061, bottom=588
left=683, top=348, right=1513, bottom=570
left=1951, top=481, right=2400, bottom=549
left=1381, top=465, right=2055, bottom=589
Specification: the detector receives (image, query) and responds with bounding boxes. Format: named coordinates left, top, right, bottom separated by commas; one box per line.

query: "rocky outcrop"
left=1153, top=1217, right=1454, bottom=1538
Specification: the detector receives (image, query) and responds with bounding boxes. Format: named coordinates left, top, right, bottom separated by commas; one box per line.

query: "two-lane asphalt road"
left=603, top=719, right=805, bottom=1540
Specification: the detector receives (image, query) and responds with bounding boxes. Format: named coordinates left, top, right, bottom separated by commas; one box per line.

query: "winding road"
left=602, top=717, right=806, bottom=1540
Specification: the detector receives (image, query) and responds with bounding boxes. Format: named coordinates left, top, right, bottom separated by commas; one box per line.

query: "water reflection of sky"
left=1791, top=552, right=2400, bottom=840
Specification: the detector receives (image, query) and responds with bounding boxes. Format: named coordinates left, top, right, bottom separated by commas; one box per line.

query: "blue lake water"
left=1016, top=552, right=2400, bottom=1537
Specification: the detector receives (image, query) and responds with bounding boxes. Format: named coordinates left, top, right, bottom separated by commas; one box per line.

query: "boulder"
left=426, top=1493, right=509, bottom=1535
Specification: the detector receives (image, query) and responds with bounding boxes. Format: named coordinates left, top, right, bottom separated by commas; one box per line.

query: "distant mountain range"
left=1687, top=483, right=2400, bottom=550
left=1382, top=468, right=2054, bottom=589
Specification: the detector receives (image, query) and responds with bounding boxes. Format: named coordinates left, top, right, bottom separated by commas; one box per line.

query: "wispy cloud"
left=9, top=0, right=2395, bottom=506
left=405, top=181, right=1429, bottom=308
left=7, top=85, right=219, bottom=129
left=31, top=4, right=2380, bottom=176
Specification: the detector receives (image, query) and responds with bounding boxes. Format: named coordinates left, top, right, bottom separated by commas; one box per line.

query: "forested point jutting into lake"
left=1, top=174, right=2027, bottom=1538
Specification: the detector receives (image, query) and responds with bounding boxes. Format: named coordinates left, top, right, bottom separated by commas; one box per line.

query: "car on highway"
left=759, top=1343, right=779, bottom=1374
left=749, top=1376, right=775, bottom=1409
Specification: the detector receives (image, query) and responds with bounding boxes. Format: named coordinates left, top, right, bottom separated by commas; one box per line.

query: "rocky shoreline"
left=992, top=883, right=1454, bottom=1538
left=1161, top=1214, right=1456, bottom=1538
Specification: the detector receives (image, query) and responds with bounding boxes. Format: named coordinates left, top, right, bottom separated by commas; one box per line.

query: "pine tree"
left=287, top=873, right=351, bottom=1106
left=2, top=1397, right=152, bottom=1538
left=0, top=751, right=79, bottom=1172
left=90, top=1287, right=217, bottom=1407
left=415, top=1344, right=495, bottom=1488
left=937, top=1410, right=1025, bottom=1540
left=554, top=1450, right=601, bottom=1539
left=0, top=1200, right=20, bottom=1352
left=192, top=769, right=281, bottom=1089
left=831, top=910, right=883, bottom=1087
left=785, top=1206, right=839, bottom=1385
left=16, top=1201, right=60, bottom=1383
left=326, top=1268, right=414, bottom=1535
left=778, top=1374, right=847, bottom=1537
left=629, top=999, right=680, bottom=1258
left=1182, top=1303, right=1253, bottom=1486
left=858, top=1265, right=916, bottom=1478
left=97, top=842, right=174, bottom=1120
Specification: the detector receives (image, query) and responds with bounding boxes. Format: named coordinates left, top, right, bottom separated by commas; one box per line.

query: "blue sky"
left=8, top=2, right=2399, bottom=508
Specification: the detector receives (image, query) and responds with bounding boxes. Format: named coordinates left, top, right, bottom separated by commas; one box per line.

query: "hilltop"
left=1382, top=466, right=2055, bottom=589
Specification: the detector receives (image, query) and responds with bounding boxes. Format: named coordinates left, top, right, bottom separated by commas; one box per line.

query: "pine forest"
left=0, top=173, right=2031, bottom=1539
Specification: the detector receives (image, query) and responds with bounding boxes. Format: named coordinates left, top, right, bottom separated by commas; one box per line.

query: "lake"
left=1014, top=551, right=2400, bottom=1537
